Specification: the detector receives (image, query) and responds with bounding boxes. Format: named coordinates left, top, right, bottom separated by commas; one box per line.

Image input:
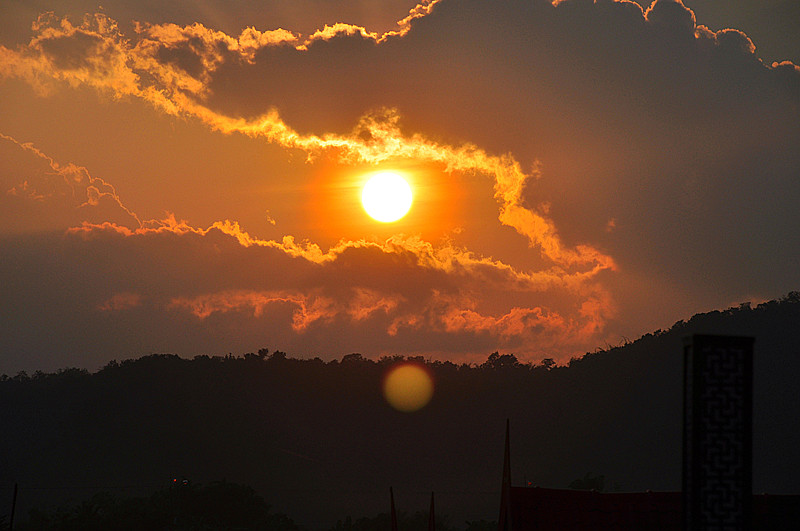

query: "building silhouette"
left=496, top=336, right=800, bottom=530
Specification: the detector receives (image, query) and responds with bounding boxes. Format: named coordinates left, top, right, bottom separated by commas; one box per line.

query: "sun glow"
left=361, top=172, right=413, bottom=222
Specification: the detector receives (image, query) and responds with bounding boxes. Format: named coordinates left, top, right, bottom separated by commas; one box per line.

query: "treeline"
left=1, top=292, right=799, bottom=529
left=8, top=479, right=496, bottom=531
left=13, top=480, right=300, bottom=531
left=1, top=348, right=554, bottom=384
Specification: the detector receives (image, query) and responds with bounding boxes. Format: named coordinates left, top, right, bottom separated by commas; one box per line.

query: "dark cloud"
left=645, top=0, right=696, bottom=34
left=645, top=0, right=800, bottom=65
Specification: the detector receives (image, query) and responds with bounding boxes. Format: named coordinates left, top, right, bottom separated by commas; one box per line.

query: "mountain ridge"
left=2, top=292, right=799, bottom=528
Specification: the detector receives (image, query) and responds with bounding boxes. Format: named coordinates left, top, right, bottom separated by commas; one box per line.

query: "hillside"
left=1, top=293, right=799, bottom=528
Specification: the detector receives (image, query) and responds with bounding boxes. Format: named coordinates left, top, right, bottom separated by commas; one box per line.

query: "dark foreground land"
left=2, top=294, right=799, bottom=529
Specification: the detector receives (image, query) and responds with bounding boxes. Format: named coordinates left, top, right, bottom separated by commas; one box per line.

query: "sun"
left=361, top=172, right=413, bottom=223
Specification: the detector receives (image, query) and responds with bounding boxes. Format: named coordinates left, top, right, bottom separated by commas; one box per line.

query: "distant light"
left=382, top=363, right=434, bottom=412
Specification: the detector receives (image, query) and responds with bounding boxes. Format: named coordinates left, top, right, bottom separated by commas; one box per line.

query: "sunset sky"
left=2, top=0, right=799, bottom=374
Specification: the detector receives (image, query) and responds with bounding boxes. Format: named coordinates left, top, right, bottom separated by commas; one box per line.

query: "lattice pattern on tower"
left=683, top=335, right=753, bottom=531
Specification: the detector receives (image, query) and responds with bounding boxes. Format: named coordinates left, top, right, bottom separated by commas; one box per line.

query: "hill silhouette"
left=1, top=293, right=799, bottom=528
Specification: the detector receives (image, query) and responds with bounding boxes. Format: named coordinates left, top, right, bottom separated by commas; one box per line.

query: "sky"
left=1, top=0, right=798, bottom=374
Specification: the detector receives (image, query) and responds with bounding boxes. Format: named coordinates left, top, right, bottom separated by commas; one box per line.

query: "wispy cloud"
left=1, top=133, right=141, bottom=231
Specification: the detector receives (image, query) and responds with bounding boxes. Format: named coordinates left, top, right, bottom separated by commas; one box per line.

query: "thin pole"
left=428, top=491, right=435, bottom=531
left=390, top=486, right=398, bottom=531
left=9, top=483, right=18, bottom=531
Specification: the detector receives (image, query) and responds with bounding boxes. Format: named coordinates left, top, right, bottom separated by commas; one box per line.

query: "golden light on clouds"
left=0, top=8, right=620, bottom=367
left=2, top=0, right=795, bottom=376
left=361, top=171, right=413, bottom=223
left=382, top=362, right=434, bottom=412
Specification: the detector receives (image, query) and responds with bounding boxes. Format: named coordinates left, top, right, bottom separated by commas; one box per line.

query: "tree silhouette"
left=19, top=480, right=300, bottom=531
left=3, top=293, right=800, bottom=529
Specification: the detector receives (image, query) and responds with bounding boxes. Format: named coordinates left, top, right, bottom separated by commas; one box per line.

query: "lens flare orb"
left=382, top=363, right=434, bottom=412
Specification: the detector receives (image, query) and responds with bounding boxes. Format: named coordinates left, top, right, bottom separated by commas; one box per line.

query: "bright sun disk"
left=361, top=172, right=413, bottom=223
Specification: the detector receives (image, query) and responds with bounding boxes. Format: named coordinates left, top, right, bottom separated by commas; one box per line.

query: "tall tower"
left=683, top=335, right=754, bottom=531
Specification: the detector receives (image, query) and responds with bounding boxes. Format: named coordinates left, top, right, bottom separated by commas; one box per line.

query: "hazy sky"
left=1, top=0, right=799, bottom=374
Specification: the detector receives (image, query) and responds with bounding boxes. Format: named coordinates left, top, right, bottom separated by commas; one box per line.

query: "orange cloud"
left=45, top=212, right=615, bottom=362
left=0, top=119, right=617, bottom=364
left=168, top=290, right=336, bottom=331
left=163, top=283, right=608, bottom=356
left=6, top=180, right=46, bottom=201
left=5, top=0, right=794, bottom=374
left=98, top=292, right=143, bottom=311
left=348, top=288, right=402, bottom=321
left=300, top=0, right=442, bottom=46
left=0, top=12, right=614, bottom=280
